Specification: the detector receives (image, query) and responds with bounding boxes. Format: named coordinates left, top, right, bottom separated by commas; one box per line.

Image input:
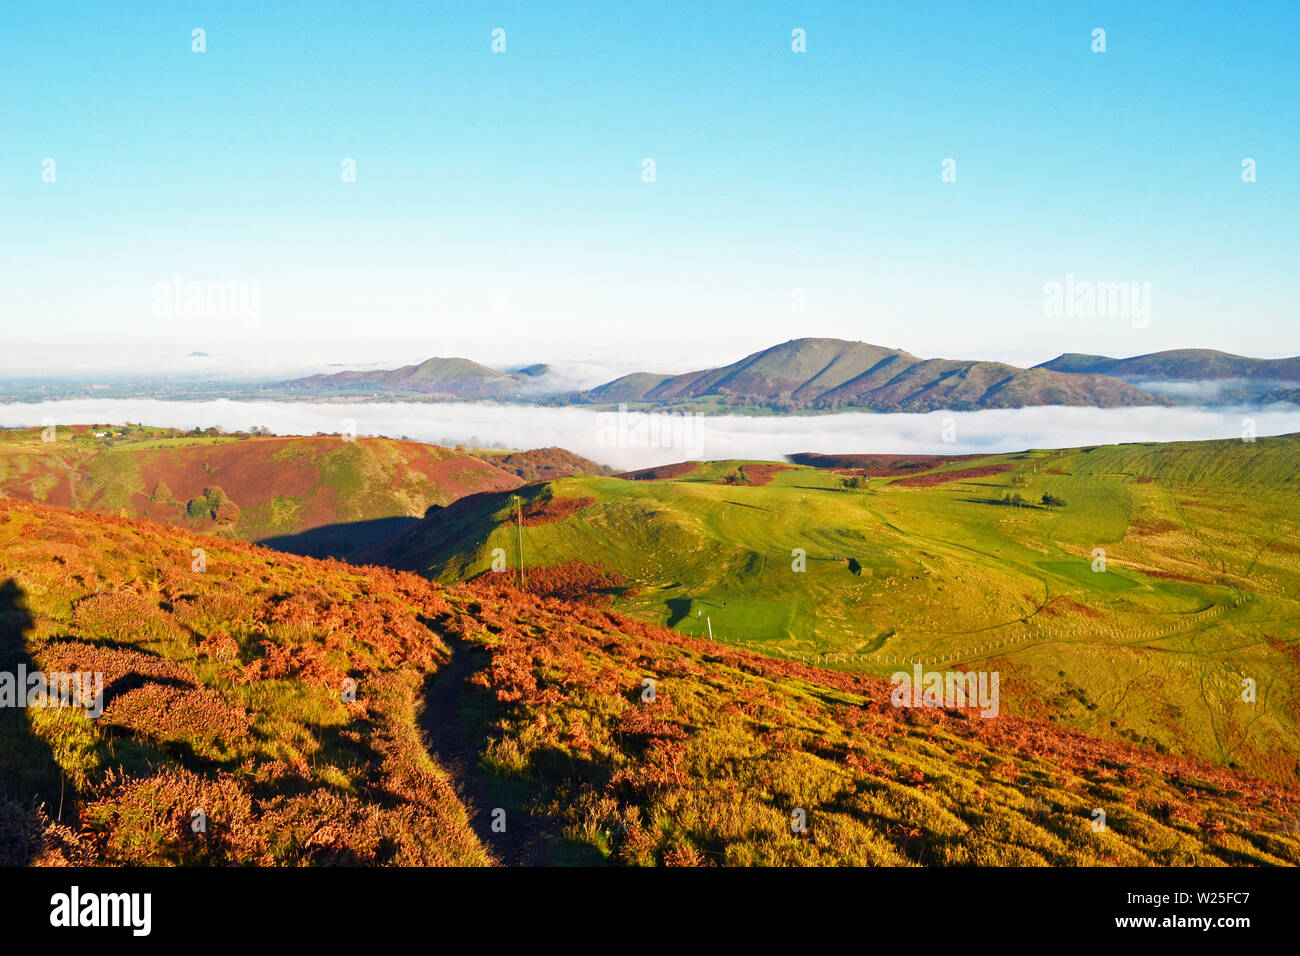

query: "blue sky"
left=2, top=1, right=1296, bottom=378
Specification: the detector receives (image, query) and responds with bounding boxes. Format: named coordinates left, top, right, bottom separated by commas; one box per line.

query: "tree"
left=186, top=487, right=232, bottom=521
left=839, top=475, right=869, bottom=491
left=1041, top=493, right=1067, bottom=509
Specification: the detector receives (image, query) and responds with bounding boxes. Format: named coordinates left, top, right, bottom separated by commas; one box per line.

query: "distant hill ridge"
left=1036, top=348, right=1300, bottom=382
left=281, top=340, right=1300, bottom=412
left=286, top=356, right=521, bottom=400
left=1034, top=348, right=1300, bottom=403
left=577, top=338, right=1166, bottom=412
left=285, top=338, right=1172, bottom=412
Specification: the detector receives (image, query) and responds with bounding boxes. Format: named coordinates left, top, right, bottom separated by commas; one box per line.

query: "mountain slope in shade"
left=0, top=427, right=523, bottom=560
left=580, top=338, right=1167, bottom=411
left=3, top=496, right=1297, bottom=866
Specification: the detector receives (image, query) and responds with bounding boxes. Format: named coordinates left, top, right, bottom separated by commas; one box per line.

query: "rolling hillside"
left=575, top=338, right=1167, bottom=412
left=369, top=435, right=1300, bottom=786
left=0, top=425, right=523, bottom=560
left=1, top=497, right=1296, bottom=866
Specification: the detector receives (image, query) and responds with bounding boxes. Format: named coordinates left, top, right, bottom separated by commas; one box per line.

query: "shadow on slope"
left=357, top=491, right=520, bottom=571
left=258, top=516, right=422, bottom=561
left=0, top=579, right=68, bottom=865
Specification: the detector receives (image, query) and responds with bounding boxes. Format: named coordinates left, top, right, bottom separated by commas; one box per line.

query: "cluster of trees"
left=179, top=425, right=277, bottom=439
left=999, top=492, right=1067, bottom=509
left=722, top=467, right=752, bottom=486
left=186, top=487, right=240, bottom=523
left=70, top=425, right=279, bottom=444
left=78, top=424, right=278, bottom=443
left=838, top=476, right=870, bottom=491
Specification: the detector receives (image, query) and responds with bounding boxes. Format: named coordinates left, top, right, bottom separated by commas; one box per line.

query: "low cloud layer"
left=0, top=399, right=1295, bottom=471
left=506, top=361, right=632, bottom=394
left=1131, top=379, right=1300, bottom=401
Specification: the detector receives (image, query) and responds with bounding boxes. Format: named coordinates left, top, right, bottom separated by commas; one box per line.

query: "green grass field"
left=398, top=435, right=1300, bottom=785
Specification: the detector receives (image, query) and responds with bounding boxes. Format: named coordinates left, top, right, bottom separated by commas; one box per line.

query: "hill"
left=368, top=436, right=1300, bottom=786
left=1, top=497, right=1296, bottom=866
left=285, top=356, right=523, bottom=399
left=0, top=425, right=523, bottom=560
left=575, top=338, right=1166, bottom=412
left=468, top=446, right=612, bottom=481
left=1036, top=349, right=1300, bottom=402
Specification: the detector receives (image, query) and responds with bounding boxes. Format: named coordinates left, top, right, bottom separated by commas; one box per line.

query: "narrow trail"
left=420, top=631, right=552, bottom=867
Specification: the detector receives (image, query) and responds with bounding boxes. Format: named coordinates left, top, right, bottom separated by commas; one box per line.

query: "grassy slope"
left=381, top=436, right=1300, bottom=785
left=1, top=497, right=1296, bottom=866
left=0, top=497, right=487, bottom=865
left=448, top=578, right=1300, bottom=865
left=0, top=426, right=522, bottom=558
